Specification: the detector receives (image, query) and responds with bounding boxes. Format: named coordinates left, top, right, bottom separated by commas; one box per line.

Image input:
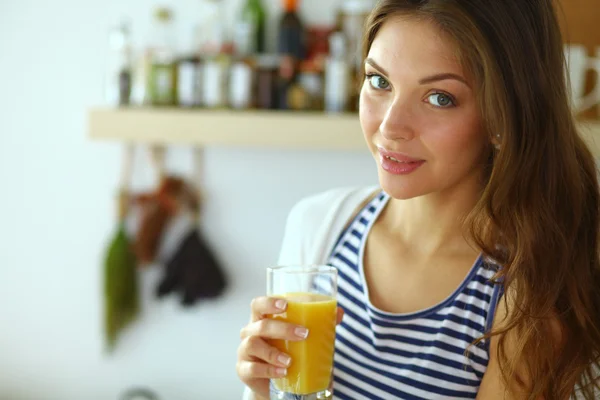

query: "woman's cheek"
left=360, top=91, right=382, bottom=137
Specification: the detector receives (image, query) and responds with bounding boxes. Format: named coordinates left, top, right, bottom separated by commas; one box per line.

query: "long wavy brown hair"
left=363, top=0, right=600, bottom=398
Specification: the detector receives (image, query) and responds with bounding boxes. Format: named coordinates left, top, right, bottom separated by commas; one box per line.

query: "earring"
left=494, top=133, right=501, bottom=150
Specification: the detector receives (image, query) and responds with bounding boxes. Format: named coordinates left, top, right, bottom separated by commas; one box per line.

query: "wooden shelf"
left=88, top=108, right=366, bottom=151
left=88, top=108, right=600, bottom=157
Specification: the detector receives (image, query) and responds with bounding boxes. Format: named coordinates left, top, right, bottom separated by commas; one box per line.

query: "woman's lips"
left=377, top=147, right=425, bottom=175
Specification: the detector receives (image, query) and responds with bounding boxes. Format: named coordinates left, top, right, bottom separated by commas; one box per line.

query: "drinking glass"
left=267, top=265, right=338, bottom=400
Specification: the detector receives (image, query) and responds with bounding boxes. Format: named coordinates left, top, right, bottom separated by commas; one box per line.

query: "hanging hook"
left=118, top=143, right=135, bottom=220
left=149, top=144, right=167, bottom=182
left=192, top=146, right=205, bottom=217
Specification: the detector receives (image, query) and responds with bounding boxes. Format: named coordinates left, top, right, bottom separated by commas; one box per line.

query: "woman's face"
left=360, top=16, right=490, bottom=200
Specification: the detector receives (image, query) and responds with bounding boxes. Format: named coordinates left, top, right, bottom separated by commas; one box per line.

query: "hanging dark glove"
left=153, top=177, right=227, bottom=306
left=160, top=227, right=227, bottom=306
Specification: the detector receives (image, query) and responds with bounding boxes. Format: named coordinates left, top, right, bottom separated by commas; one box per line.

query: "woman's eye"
left=367, top=74, right=390, bottom=90
left=427, top=92, right=455, bottom=108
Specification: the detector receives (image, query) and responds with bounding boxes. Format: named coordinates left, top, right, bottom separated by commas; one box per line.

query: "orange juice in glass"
left=267, top=266, right=337, bottom=400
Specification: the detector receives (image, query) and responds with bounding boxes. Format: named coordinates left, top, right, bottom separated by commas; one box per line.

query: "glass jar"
left=148, top=7, right=177, bottom=106
left=255, top=54, right=281, bottom=110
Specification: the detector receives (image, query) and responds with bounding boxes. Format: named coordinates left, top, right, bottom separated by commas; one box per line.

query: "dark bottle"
left=278, top=0, right=306, bottom=59
left=255, top=55, right=281, bottom=110
left=106, top=21, right=132, bottom=106
left=277, top=0, right=306, bottom=109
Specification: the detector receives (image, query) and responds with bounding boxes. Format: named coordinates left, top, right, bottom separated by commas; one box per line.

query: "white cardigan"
left=242, top=185, right=379, bottom=400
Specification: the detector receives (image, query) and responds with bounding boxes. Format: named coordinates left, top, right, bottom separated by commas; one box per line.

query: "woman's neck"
left=380, top=178, right=482, bottom=258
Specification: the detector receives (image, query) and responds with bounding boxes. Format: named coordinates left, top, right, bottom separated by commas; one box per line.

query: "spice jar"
left=177, top=55, right=202, bottom=107
left=229, top=59, right=254, bottom=110
left=297, top=60, right=324, bottom=111
left=255, top=54, right=280, bottom=110
left=202, top=55, right=230, bottom=109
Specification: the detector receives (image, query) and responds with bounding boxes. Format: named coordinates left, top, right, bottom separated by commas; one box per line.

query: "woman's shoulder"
left=285, top=185, right=381, bottom=236
left=277, top=185, right=380, bottom=266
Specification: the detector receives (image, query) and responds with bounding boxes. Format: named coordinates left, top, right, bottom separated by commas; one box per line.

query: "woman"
left=237, top=0, right=600, bottom=398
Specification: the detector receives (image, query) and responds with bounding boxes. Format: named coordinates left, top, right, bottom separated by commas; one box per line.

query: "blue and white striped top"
left=327, top=191, right=503, bottom=399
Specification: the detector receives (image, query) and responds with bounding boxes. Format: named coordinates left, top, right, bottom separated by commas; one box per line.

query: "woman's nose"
left=379, top=99, right=416, bottom=141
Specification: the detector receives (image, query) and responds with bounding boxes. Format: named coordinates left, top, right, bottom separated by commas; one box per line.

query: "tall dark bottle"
left=277, top=0, right=306, bottom=109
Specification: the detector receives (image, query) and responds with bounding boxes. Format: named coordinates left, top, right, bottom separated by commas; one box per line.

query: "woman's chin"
left=378, top=171, right=426, bottom=200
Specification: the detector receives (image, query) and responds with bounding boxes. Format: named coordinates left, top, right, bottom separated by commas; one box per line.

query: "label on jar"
left=229, top=62, right=253, bottom=109
left=202, top=60, right=226, bottom=108
left=178, top=62, right=201, bottom=107
left=152, top=64, right=175, bottom=105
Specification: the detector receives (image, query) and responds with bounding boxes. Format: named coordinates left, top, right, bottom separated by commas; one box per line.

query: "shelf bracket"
left=149, top=145, right=167, bottom=181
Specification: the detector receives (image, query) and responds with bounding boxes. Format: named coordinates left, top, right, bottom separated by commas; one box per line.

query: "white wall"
left=0, top=1, right=375, bottom=399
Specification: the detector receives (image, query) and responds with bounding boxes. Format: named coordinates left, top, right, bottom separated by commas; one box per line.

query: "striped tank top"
left=327, top=191, right=503, bottom=399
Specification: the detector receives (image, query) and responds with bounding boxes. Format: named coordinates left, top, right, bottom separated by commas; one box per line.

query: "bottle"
left=177, top=55, right=202, bottom=108
left=337, top=0, right=375, bottom=112
left=255, top=54, right=281, bottom=110
left=199, top=0, right=227, bottom=56
left=297, top=60, right=324, bottom=111
left=234, top=0, right=266, bottom=56
left=198, top=0, right=233, bottom=109
left=131, top=50, right=152, bottom=106
left=276, top=0, right=306, bottom=110
left=278, top=0, right=305, bottom=60
left=202, top=54, right=230, bottom=109
left=338, top=0, right=375, bottom=70
left=324, top=32, right=350, bottom=113
left=105, top=20, right=132, bottom=107
left=148, top=7, right=177, bottom=106
left=229, top=59, right=254, bottom=109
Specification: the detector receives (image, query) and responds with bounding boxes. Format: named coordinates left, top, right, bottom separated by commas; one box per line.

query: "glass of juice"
left=267, top=265, right=337, bottom=400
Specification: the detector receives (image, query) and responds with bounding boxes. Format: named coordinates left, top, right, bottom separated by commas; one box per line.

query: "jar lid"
left=256, top=54, right=282, bottom=69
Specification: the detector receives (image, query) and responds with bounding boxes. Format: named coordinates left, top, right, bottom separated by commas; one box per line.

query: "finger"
left=250, top=296, right=288, bottom=322
left=237, top=359, right=288, bottom=380
left=336, top=306, right=344, bottom=325
left=240, top=319, right=309, bottom=341
left=238, top=336, right=292, bottom=367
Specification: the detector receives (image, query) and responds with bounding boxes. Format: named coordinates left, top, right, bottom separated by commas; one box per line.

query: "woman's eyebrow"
left=418, top=73, right=469, bottom=87
left=365, top=57, right=470, bottom=88
left=365, top=58, right=389, bottom=76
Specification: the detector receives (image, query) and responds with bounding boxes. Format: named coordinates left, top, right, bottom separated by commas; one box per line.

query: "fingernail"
left=294, top=327, right=309, bottom=339
left=276, top=367, right=287, bottom=376
left=274, top=299, right=287, bottom=310
left=277, top=354, right=291, bottom=366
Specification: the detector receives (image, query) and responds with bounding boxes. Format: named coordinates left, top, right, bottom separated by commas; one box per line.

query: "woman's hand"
left=236, top=296, right=344, bottom=399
